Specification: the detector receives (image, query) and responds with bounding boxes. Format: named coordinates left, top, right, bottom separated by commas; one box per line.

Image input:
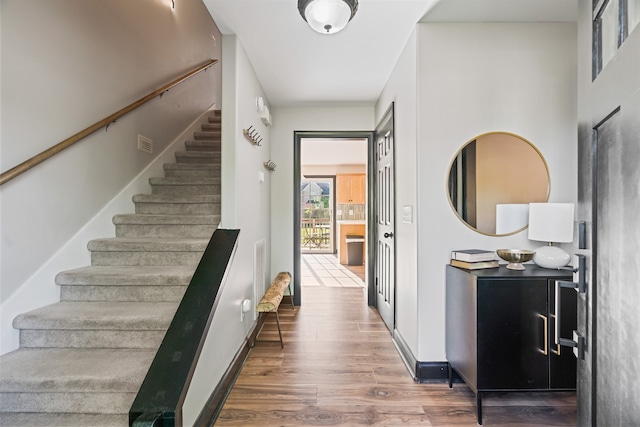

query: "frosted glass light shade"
left=298, top=0, right=358, bottom=34
left=528, top=203, right=574, bottom=243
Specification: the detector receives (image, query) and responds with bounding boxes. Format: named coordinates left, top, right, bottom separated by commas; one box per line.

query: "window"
left=629, top=0, right=640, bottom=35
left=593, top=0, right=637, bottom=78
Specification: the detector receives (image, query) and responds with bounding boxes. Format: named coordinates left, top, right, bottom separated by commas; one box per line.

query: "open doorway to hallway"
left=300, top=137, right=367, bottom=287
left=293, top=133, right=374, bottom=305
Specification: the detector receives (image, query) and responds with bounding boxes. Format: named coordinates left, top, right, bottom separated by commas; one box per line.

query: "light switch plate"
left=402, top=205, right=413, bottom=223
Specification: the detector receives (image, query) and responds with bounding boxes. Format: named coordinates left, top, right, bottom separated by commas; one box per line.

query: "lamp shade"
left=528, top=203, right=574, bottom=243
left=298, top=0, right=358, bottom=34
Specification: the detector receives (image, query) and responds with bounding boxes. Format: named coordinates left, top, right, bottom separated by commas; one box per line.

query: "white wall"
left=374, top=30, right=419, bottom=357
left=269, top=107, right=374, bottom=282
left=415, top=23, right=578, bottom=361
left=182, top=35, right=272, bottom=426
left=0, top=0, right=222, bottom=353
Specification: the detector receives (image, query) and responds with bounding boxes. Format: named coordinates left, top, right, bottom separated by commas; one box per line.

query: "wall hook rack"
left=263, top=160, right=277, bottom=172
left=243, top=126, right=262, bottom=146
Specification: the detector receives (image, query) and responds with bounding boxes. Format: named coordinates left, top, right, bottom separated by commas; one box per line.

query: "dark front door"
left=579, top=2, right=640, bottom=424
left=592, top=101, right=640, bottom=425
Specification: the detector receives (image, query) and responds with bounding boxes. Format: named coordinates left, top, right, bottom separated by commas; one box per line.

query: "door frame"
left=293, top=131, right=376, bottom=306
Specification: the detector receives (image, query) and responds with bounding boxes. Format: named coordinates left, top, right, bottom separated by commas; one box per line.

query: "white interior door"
left=375, top=107, right=395, bottom=332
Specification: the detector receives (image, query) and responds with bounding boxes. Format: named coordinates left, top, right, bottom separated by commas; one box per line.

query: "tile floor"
left=301, top=254, right=365, bottom=288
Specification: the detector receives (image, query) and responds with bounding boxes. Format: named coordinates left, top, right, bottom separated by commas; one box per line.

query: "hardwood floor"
left=216, top=286, right=576, bottom=426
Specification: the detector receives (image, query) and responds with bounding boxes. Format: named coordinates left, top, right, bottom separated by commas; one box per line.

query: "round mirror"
left=447, top=132, right=550, bottom=236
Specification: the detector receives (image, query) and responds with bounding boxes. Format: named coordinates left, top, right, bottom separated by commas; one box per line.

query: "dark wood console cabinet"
left=445, top=265, right=576, bottom=425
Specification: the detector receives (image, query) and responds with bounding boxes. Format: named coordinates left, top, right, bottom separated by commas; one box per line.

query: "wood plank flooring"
left=216, top=286, right=576, bottom=426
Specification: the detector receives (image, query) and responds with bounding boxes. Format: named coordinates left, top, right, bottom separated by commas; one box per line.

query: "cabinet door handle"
left=550, top=313, right=561, bottom=355
left=538, top=314, right=548, bottom=356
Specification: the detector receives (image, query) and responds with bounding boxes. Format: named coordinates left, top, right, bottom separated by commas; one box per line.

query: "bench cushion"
left=256, top=272, right=292, bottom=312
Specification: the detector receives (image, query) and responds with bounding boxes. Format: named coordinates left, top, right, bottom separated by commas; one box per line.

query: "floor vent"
left=137, top=134, right=153, bottom=154
left=253, top=239, right=267, bottom=321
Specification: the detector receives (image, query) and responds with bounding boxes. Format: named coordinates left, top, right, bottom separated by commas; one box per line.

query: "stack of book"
left=450, top=249, right=499, bottom=270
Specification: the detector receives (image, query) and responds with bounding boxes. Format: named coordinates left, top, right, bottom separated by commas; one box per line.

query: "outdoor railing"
left=301, top=218, right=331, bottom=249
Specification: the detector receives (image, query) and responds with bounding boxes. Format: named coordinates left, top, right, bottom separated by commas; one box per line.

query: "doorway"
left=293, top=132, right=376, bottom=307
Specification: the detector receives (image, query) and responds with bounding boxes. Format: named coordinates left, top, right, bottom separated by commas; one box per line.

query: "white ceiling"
left=202, top=0, right=577, bottom=108
left=301, top=138, right=368, bottom=165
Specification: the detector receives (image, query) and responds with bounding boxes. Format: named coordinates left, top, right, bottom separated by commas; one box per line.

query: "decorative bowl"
left=496, top=249, right=535, bottom=270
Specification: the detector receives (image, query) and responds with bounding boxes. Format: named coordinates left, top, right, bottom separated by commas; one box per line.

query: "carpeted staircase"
left=0, top=112, right=222, bottom=427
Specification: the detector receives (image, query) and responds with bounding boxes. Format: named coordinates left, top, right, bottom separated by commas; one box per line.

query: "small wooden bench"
left=252, top=272, right=294, bottom=348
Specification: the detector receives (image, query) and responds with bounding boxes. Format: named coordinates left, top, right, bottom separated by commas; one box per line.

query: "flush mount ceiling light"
left=298, top=0, right=358, bottom=35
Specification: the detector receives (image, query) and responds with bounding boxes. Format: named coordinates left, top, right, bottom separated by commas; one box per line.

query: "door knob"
left=384, top=232, right=394, bottom=238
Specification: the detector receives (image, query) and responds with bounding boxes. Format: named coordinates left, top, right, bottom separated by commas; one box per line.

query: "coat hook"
left=243, top=126, right=262, bottom=146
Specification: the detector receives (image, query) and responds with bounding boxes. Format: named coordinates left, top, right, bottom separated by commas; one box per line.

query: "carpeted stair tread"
left=113, top=213, right=220, bottom=225
left=132, top=194, right=220, bottom=204
left=174, top=150, right=220, bottom=158
left=59, top=285, right=187, bottom=303
left=133, top=195, right=220, bottom=215
left=163, top=163, right=220, bottom=171
left=149, top=177, right=220, bottom=185
left=174, top=149, right=219, bottom=156
left=0, top=348, right=155, bottom=393
left=174, top=152, right=221, bottom=165
left=88, top=237, right=208, bottom=252
left=0, top=412, right=128, bottom=427
left=193, top=131, right=220, bottom=140
left=13, top=301, right=178, bottom=330
left=201, top=122, right=221, bottom=131
left=56, top=265, right=194, bottom=286
left=163, top=163, right=220, bottom=176
left=184, top=139, right=220, bottom=146
left=185, top=140, right=221, bottom=152
left=163, top=163, right=220, bottom=178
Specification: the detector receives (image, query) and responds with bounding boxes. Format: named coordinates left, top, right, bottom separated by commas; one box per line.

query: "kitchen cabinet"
left=336, top=222, right=365, bottom=264
left=336, top=174, right=365, bottom=204
left=445, top=265, right=576, bottom=425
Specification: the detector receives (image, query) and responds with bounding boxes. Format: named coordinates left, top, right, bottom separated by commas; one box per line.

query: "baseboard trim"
left=415, top=361, right=463, bottom=384
left=391, top=331, right=461, bottom=384
left=195, top=315, right=266, bottom=426
left=392, top=329, right=417, bottom=379
left=415, top=361, right=448, bottom=383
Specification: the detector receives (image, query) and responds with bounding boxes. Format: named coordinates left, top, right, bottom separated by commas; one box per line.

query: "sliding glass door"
left=300, top=178, right=334, bottom=254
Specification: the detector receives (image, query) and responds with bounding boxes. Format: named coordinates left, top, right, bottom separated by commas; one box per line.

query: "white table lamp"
left=528, top=203, right=574, bottom=268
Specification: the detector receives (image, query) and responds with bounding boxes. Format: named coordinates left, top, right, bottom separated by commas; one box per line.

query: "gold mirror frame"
left=446, top=132, right=550, bottom=236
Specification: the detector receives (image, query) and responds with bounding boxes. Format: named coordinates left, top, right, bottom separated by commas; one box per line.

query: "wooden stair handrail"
left=0, top=59, right=218, bottom=186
